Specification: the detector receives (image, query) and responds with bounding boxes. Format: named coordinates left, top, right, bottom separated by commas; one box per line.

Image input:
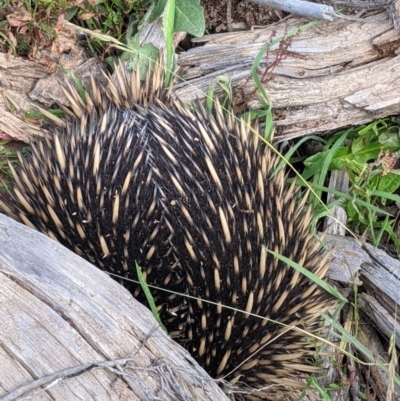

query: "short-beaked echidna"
left=0, top=61, right=331, bottom=398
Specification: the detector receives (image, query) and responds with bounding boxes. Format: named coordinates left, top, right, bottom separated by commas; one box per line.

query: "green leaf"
left=163, top=0, right=175, bottom=85
left=298, top=183, right=392, bottom=217
left=357, top=118, right=387, bottom=137
left=65, top=7, right=79, bottom=20
left=150, top=0, right=204, bottom=37
left=206, top=76, right=232, bottom=111
left=379, top=131, right=400, bottom=147
left=149, top=0, right=166, bottom=22
left=346, top=202, right=357, bottom=222
left=372, top=173, right=400, bottom=194
left=135, top=262, right=168, bottom=334
left=333, top=144, right=396, bottom=171
left=340, top=158, right=364, bottom=175
left=351, top=135, right=371, bottom=154
left=175, top=0, right=205, bottom=37
left=121, top=34, right=159, bottom=79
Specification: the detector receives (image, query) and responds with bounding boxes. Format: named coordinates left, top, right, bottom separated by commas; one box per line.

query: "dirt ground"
left=200, top=0, right=284, bottom=33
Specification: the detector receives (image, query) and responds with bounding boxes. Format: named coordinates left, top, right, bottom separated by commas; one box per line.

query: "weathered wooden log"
left=325, top=234, right=400, bottom=400
left=177, top=10, right=400, bottom=141
left=325, top=233, right=400, bottom=346
left=0, top=214, right=229, bottom=401
left=359, top=243, right=400, bottom=344
left=2, top=11, right=400, bottom=142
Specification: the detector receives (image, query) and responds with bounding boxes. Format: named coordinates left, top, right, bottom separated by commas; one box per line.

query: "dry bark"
left=177, top=10, right=400, bottom=141
left=1, top=12, right=400, bottom=142
left=359, top=243, right=400, bottom=344
left=324, top=234, right=400, bottom=400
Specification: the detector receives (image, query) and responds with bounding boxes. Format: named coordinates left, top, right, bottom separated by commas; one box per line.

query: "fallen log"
left=1, top=11, right=400, bottom=142
left=177, top=10, right=400, bottom=141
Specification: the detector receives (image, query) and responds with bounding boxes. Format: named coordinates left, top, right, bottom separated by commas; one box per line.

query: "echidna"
left=0, top=60, right=331, bottom=398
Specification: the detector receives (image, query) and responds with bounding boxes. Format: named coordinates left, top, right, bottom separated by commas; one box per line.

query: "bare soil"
left=200, top=0, right=284, bottom=33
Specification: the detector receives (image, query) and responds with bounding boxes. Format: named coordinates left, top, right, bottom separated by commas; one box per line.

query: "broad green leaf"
left=379, top=131, right=400, bottom=147
left=149, top=0, right=166, bottom=22
left=175, top=0, right=205, bottom=37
